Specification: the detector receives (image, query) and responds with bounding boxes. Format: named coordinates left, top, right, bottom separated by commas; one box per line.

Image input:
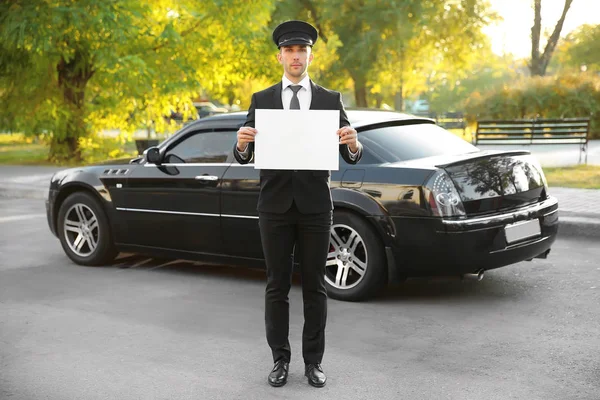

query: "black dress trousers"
left=259, top=201, right=332, bottom=364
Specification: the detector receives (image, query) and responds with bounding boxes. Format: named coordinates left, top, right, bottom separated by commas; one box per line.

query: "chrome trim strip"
left=116, top=207, right=219, bottom=217
left=442, top=196, right=558, bottom=226
left=116, top=207, right=259, bottom=220
left=221, top=214, right=259, bottom=220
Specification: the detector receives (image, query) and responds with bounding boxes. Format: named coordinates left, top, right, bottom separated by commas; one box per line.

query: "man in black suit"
left=233, top=20, right=362, bottom=388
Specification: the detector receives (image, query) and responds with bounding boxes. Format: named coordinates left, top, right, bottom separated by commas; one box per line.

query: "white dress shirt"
left=281, top=74, right=311, bottom=110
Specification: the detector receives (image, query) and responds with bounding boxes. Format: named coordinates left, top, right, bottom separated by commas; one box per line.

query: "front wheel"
left=325, top=210, right=387, bottom=301
left=57, top=192, right=117, bottom=266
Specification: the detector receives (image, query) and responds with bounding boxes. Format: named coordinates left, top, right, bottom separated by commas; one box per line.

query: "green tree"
left=376, top=0, right=496, bottom=111
left=0, top=0, right=272, bottom=163
left=554, top=23, right=600, bottom=73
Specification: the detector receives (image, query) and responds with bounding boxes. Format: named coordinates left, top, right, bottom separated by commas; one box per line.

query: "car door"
left=220, top=154, right=263, bottom=259
left=119, top=129, right=236, bottom=255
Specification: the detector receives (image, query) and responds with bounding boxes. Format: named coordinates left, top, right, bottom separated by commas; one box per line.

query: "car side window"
left=165, top=130, right=237, bottom=163
left=338, top=146, right=382, bottom=166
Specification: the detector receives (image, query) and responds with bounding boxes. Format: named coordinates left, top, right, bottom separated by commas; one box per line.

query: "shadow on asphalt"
left=95, top=253, right=532, bottom=304
left=375, top=274, right=531, bottom=304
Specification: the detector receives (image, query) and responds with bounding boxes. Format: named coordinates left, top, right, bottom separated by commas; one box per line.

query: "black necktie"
left=289, top=85, right=302, bottom=110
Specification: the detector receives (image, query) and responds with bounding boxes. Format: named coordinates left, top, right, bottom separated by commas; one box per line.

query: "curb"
left=558, top=215, right=600, bottom=240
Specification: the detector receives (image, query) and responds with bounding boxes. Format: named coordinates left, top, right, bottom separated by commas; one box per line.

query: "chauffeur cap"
left=272, top=20, right=318, bottom=48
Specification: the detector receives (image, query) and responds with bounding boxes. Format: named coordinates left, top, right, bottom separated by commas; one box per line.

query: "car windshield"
left=360, top=123, right=478, bottom=162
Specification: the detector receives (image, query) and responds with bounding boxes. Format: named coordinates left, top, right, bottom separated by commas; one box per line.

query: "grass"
left=0, top=143, right=52, bottom=165
left=544, top=165, right=600, bottom=189
left=0, top=133, right=138, bottom=166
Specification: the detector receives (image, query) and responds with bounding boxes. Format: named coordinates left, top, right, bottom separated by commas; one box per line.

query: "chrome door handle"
left=195, top=175, right=219, bottom=181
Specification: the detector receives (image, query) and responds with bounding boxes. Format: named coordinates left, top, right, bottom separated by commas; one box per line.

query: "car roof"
left=198, top=109, right=432, bottom=129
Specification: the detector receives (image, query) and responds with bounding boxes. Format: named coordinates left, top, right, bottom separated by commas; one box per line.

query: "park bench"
left=475, top=118, right=590, bottom=164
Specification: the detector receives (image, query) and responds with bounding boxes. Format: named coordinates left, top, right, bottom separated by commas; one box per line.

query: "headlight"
left=424, top=170, right=466, bottom=217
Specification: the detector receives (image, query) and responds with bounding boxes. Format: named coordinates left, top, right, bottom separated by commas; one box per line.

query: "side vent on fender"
left=103, top=168, right=129, bottom=175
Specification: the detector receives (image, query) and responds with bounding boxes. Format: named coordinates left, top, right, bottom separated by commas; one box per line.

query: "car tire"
left=57, top=191, right=117, bottom=266
left=325, top=210, right=387, bottom=301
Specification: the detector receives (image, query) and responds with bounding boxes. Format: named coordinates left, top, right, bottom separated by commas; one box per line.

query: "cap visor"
left=278, top=39, right=313, bottom=47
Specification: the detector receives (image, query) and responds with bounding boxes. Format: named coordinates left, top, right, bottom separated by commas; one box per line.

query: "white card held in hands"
left=254, top=109, right=340, bottom=171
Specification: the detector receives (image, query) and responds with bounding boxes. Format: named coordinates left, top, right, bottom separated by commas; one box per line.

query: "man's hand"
left=337, top=126, right=359, bottom=153
left=236, top=127, right=257, bottom=151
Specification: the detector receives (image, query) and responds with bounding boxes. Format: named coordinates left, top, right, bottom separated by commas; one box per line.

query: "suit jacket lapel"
left=273, top=82, right=283, bottom=109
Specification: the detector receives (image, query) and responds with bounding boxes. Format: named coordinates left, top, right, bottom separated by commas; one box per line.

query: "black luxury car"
left=45, top=110, right=559, bottom=301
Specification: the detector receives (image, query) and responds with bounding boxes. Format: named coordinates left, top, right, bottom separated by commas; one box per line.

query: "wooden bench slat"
left=477, top=124, right=535, bottom=129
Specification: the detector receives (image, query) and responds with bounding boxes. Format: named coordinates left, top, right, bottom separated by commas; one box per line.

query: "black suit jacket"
left=233, top=80, right=363, bottom=214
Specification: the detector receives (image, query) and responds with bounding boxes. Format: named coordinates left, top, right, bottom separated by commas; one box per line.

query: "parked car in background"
left=193, top=101, right=228, bottom=119
left=45, top=110, right=558, bottom=301
left=410, top=99, right=430, bottom=115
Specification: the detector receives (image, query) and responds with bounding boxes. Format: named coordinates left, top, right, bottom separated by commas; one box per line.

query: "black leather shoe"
left=305, top=363, right=327, bottom=387
left=268, top=360, right=289, bottom=387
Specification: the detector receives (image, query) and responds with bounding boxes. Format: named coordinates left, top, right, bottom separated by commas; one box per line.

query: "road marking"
left=0, top=214, right=46, bottom=223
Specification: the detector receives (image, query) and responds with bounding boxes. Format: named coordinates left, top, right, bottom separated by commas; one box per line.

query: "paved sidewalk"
left=0, top=165, right=598, bottom=238
left=548, top=187, right=600, bottom=238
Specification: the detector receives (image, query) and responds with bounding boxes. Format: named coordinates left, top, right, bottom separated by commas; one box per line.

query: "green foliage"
left=428, top=53, right=520, bottom=114
left=78, top=135, right=138, bottom=164
left=553, top=24, right=600, bottom=73
left=464, top=73, right=600, bottom=138
left=0, top=0, right=273, bottom=163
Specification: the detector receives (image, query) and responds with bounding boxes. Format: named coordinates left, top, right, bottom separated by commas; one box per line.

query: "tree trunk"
left=353, top=76, right=368, bottom=108
left=530, top=0, right=574, bottom=76
left=395, top=45, right=405, bottom=111
left=374, top=93, right=383, bottom=109
left=53, top=49, right=93, bottom=163
left=394, top=91, right=404, bottom=112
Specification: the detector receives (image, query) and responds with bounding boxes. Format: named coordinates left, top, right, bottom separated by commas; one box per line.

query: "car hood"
left=93, top=157, right=140, bottom=166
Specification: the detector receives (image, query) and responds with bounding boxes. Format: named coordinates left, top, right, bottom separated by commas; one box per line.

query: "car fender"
left=52, top=169, right=116, bottom=232
left=331, top=187, right=396, bottom=247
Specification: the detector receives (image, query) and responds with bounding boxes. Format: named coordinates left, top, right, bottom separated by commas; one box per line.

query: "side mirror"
left=144, top=146, right=162, bottom=165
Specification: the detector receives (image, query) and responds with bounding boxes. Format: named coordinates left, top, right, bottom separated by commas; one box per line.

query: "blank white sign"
left=254, top=109, right=340, bottom=170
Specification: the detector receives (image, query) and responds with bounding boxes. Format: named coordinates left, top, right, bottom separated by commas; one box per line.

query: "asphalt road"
left=1, top=198, right=599, bottom=400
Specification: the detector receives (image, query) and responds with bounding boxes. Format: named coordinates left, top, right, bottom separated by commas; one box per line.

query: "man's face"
left=277, top=44, right=313, bottom=79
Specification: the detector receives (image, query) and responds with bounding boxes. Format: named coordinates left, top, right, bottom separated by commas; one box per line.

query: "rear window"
left=360, top=123, right=478, bottom=162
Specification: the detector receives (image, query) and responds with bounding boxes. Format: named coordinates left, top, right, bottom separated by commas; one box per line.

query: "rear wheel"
left=57, top=192, right=117, bottom=266
left=325, top=210, right=387, bottom=301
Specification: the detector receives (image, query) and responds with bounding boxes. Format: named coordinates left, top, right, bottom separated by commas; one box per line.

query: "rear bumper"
left=388, top=196, right=559, bottom=276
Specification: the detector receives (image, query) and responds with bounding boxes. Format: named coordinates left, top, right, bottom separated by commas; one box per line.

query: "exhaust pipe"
left=461, top=269, right=484, bottom=281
